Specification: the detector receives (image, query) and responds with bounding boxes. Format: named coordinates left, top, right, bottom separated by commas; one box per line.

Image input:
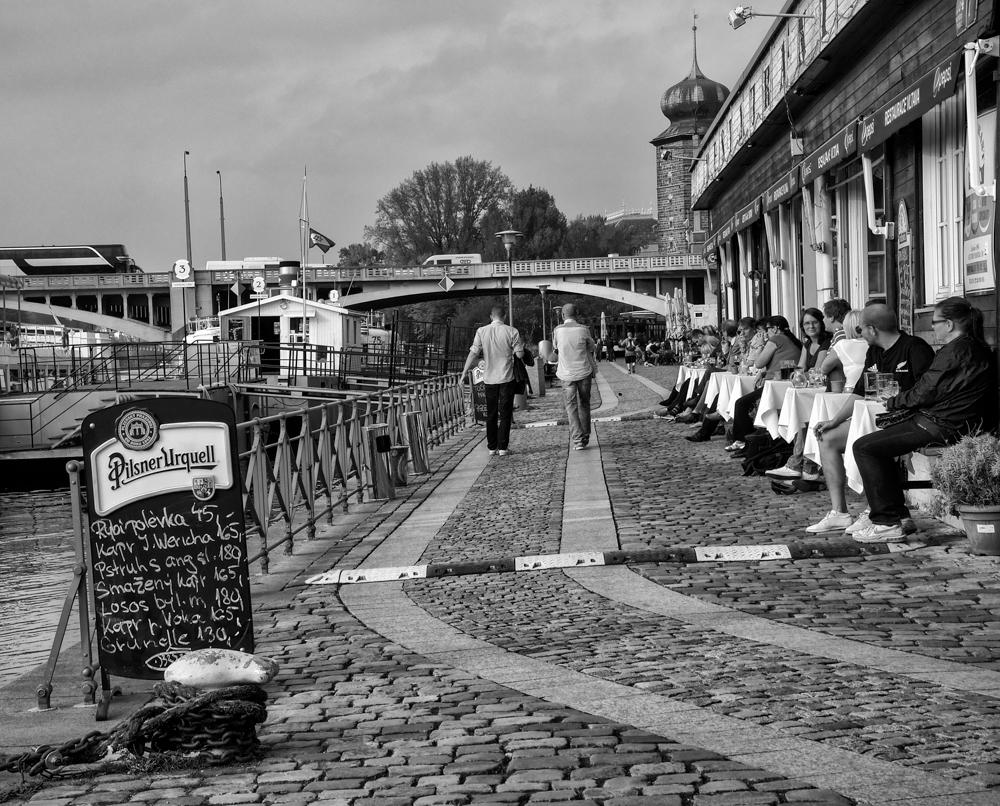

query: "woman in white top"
left=820, top=309, right=868, bottom=392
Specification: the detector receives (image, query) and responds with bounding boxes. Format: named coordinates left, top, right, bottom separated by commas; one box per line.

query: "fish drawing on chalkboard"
left=192, top=476, right=216, bottom=501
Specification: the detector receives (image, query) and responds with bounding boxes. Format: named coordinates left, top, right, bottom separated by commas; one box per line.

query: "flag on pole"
left=309, top=229, right=335, bottom=253
left=299, top=171, right=309, bottom=268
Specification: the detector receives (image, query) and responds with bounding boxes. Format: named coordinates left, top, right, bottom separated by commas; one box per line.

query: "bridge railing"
left=306, top=253, right=702, bottom=284
left=219, top=374, right=466, bottom=573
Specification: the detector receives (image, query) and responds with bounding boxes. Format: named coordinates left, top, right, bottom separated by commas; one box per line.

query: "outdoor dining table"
left=801, top=392, right=858, bottom=467
left=716, top=373, right=759, bottom=422
left=674, top=364, right=709, bottom=391
left=843, top=399, right=887, bottom=493
left=801, top=396, right=886, bottom=492
left=753, top=379, right=792, bottom=438
left=775, top=387, right=855, bottom=443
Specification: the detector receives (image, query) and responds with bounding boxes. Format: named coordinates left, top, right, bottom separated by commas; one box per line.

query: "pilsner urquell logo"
left=106, top=445, right=219, bottom=491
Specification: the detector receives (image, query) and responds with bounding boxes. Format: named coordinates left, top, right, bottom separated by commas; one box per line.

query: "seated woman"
left=766, top=308, right=831, bottom=480
left=851, top=297, right=998, bottom=543
left=727, top=316, right=802, bottom=455
left=820, top=309, right=868, bottom=392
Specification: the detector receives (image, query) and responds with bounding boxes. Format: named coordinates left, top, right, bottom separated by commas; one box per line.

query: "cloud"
left=0, top=0, right=760, bottom=270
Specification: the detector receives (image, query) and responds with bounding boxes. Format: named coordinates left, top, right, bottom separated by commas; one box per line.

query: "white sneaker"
left=806, top=510, right=854, bottom=534
left=498, top=449, right=510, bottom=456
left=844, top=509, right=872, bottom=534
left=488, top=449, right=497, bottom=456
left=853, top=522, right=905, bottom=543
left=765, top=466, right=801, bottom=480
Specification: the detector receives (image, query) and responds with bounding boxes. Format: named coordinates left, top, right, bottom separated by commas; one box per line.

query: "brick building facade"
left=693, top=0, right=998, bottom=348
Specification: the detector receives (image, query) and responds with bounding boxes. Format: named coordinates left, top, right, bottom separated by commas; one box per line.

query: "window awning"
left=800, top=121, right=858, bottom=185
left=734, top=198, right=761, bottom=232
left=859, top=52, right=962, bottom=151
left=764, top=166, right=801, bottom=211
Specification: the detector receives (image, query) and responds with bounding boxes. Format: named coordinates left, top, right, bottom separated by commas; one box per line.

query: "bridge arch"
left=338, top=277, right=670, bottom=315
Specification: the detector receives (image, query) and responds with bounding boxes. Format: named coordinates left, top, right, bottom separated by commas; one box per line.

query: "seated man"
left=806, top=304, right=934, bottom=534
left=852, top=297, right=997, bottom=542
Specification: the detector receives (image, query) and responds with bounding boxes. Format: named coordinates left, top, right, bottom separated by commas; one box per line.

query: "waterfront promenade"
left=2, top=362, right=1000, bottom=806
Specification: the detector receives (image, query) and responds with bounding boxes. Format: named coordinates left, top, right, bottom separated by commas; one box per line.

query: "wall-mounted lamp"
left=861, top=155, right=895, bottom=240
left=965, top=36, right=999, bottom=200
left=660, top=148, right=703, bottom=162
left=728, top=5, right=813, bottom=29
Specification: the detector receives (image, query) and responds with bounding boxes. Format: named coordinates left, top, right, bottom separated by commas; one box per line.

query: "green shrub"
left=928, top=433, right=1000, bottom=516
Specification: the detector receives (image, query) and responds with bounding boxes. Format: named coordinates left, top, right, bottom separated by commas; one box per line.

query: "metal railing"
left=10, top=340, right=262, bottom=396
left=223, top=374, right=466, bottom=573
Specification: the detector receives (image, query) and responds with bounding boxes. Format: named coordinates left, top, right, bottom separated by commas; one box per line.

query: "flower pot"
left=958, top=505, right=1000, bottom=556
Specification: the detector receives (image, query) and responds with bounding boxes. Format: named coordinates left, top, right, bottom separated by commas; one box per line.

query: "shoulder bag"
left=874, top=407, right=917, bottom=429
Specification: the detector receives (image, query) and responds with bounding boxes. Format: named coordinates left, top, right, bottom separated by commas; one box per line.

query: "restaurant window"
left=921, top=92, right=966, bottom=301
left=829, top=158, right=879, bottom=307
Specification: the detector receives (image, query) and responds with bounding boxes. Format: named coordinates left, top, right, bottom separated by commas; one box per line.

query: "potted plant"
left=927, top=433, right=1000, bottom=555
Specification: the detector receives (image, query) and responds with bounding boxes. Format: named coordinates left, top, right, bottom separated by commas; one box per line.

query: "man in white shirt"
left=550, top=303, right=597, bottom=450
left=460, top=307, right=524, bottom=456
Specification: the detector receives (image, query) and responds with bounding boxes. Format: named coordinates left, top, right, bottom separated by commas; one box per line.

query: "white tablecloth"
left=718, top=374, right=759, bottom=422
left=674, top=364, right=709, bottom=391
left=802, top=393, right=858, bottom=466
left=754, top=380, right=792, bottom=438
left=843, top=399, right=886, bottom=493
left=775, top=387, right=851, bottom=443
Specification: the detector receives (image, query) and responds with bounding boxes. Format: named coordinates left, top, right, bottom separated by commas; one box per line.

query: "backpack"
left=741, top=431, right=794, bottom=477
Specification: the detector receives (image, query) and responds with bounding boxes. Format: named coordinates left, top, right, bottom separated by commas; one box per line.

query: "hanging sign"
left=800, top=122, right=857, bottom=185
left=965, top=109, right=997, bottom=292
left=860, top=53, right=962, bottom=151
left=81, top=398, right=252, bottom=680
left=896, top=202, right=914, bottom=334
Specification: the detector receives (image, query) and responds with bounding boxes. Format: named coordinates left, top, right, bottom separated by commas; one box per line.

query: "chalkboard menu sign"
left=81, top=398, right=253, bottom=680
left=470, top=362, right=487, bottom=424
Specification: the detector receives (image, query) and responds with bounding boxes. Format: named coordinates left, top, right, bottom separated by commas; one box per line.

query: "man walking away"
left=551, top=303, right=596, bottom=451
left=460, top=307, right=524, bottom=456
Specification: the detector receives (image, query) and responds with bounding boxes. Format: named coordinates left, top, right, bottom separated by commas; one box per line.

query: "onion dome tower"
left=652, top=15, right=729, bottom=255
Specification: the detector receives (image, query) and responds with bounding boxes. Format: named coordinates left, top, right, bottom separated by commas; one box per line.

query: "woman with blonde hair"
left=820, top=309, right=868, bottom=392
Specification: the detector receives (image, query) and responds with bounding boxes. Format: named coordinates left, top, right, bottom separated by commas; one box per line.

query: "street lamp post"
left=217, top=170, right=226, bottom=261
left=495, top=230, right=522, bottom=327
left=183, top=151, right=193, bottom=267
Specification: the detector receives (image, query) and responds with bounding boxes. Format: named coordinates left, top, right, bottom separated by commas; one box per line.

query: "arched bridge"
left=323, top=255, right=708, bottom=313
left=4, top=254, right=711, bottom=339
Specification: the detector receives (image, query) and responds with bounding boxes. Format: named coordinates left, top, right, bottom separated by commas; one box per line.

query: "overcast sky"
left=1, top=1, right=764, bottom=272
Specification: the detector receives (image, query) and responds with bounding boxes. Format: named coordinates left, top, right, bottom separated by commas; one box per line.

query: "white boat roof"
left=220, top=293, right=361, bottom=317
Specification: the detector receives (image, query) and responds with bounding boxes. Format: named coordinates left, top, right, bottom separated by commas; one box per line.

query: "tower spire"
left=690, top=11, right=704, bottom=78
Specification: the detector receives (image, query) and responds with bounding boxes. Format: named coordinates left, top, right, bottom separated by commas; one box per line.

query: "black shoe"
left=730, top=449, right=748, bottom=459
left=685, top=434, right=710, bottom=442
left=675, top=413, right=698, bottom=424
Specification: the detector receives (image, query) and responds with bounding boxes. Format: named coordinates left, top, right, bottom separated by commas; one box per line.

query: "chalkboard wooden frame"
left=81, top=398, right=253, bottom=702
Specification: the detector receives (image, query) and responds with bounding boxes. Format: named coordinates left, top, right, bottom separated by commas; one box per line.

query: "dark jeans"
left=732, top=386, right=763, bottom=442
left=853, top=414, right=948, bottom=525
left=485, top=381, right=515, bottom=450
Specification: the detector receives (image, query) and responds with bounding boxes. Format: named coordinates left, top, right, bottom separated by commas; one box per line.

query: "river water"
left=0, top=488, right=77, bottom=690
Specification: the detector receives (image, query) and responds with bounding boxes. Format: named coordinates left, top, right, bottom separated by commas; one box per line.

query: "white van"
left=421, top=254, right=482, bottom=266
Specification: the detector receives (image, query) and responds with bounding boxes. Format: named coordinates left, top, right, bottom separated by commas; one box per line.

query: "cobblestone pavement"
left=3, top=362, right=1000, bottom=806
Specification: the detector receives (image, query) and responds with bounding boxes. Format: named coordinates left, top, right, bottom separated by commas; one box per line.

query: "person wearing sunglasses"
left=850, top=297, right=998, bottom=543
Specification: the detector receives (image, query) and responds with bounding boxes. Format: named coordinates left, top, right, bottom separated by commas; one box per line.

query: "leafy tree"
left=479, top=186, right=567, bottom=262
left=365, top=156, right=513, bottom=264
left=558, top=215, right=656, bottom=259
left=336, top=243, right=383, bottom=267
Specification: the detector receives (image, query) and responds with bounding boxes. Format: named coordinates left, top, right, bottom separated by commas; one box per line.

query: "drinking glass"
left=879, top=380, right=900, bottom=402
left=864, top=371, right=879, bottom=399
